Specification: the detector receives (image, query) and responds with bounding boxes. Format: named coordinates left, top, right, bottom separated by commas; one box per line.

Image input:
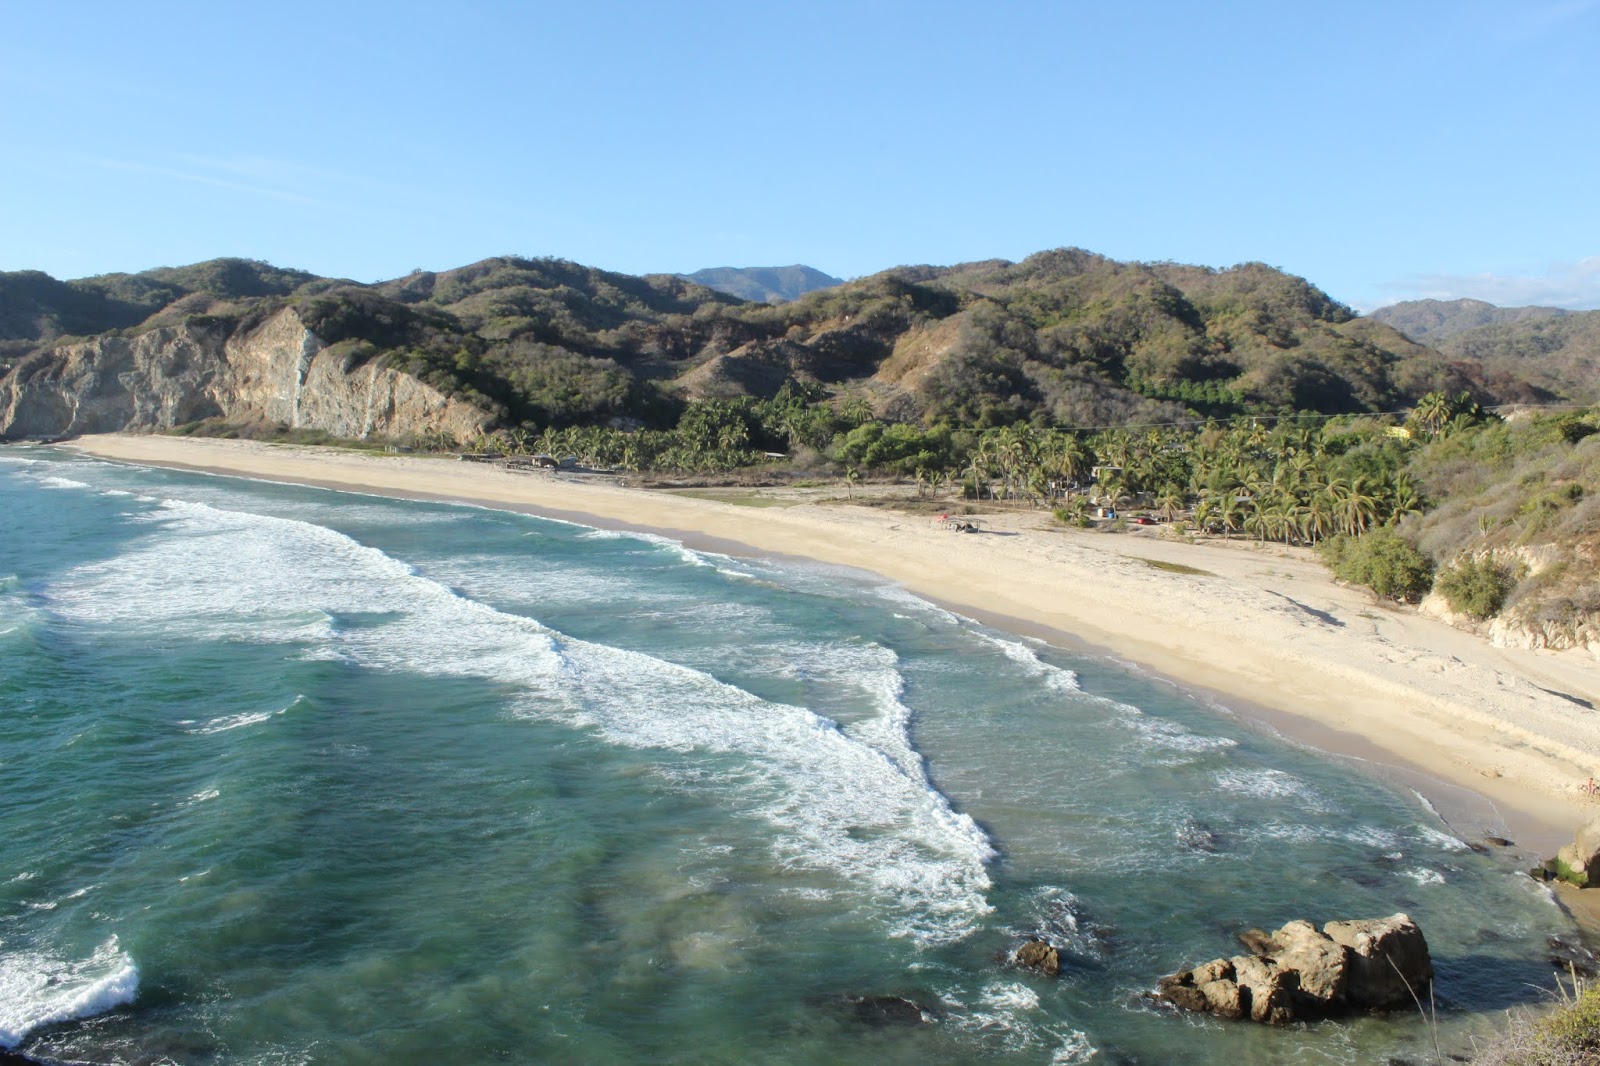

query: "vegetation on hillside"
left=1475, top=979, right=1600, bottom=1066
left=3, top=249, right=1557, bottom=430
left=1375, top=299, right=1599, bottom=403
left=1371, top=297, right=1570, bottom=343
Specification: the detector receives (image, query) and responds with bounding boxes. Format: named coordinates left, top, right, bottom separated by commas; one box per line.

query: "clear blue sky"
left=3, top=0, right=1597, bottom=310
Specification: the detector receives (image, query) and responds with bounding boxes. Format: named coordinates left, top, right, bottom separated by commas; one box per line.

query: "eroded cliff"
left=0, top=307, right=490, bottom=442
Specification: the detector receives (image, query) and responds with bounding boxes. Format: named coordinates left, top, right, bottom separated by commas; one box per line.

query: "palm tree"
left=1303, top=495, right=1336, bottom=544
left=1411, top=391, right=1452, bottom=438
left=1334, top=476, right=1380, bottom=537
left=1218, top=491, right=1245, bottom=539
left=1156, top=489, right=1185, bottom=525
left=1389, top=474, right=1424, bottom=523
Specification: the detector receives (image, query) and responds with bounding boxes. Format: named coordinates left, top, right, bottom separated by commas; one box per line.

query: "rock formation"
left=1013, top=938, right=1061, bottom=976
left=1555, top=814, right=1600, bottom=887
left=0, top=308, right=490, bottom=443
left=1156, top=914, right=1432, bottom=1025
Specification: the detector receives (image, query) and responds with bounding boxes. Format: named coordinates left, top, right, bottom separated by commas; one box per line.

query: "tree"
left=1410, top=391, right=1452, bottom=438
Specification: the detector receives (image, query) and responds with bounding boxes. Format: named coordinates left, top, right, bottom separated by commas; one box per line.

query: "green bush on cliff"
left=1436, top=556, right=1514, bottom=619
left=1319, top=528, right=1433, bottom=603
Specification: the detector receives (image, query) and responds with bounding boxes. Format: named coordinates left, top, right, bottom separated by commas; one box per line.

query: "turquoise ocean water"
left=0, top=447, right=1576, bottom=1064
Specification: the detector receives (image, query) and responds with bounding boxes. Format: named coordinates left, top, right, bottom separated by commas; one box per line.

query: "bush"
left=1436, top=555, right=1515, bottom=619
left=1475, top=981, right=1600, bottom=1065
left=1319, top=528, right=1434, bottom=603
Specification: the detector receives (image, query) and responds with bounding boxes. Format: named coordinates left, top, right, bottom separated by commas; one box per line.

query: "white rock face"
left=0, top=308, right=490, bottom=443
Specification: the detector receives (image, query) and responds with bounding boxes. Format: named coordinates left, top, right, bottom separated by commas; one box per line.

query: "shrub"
left=1436, top=556, right=1515, bottom=619
left=1319, top=528, right=1434, bottom=603
left=1474, top=981, right=1600, bottom=1065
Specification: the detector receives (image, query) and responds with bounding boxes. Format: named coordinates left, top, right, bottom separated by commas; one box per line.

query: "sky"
left=3, top=0, right=1598, bottom=311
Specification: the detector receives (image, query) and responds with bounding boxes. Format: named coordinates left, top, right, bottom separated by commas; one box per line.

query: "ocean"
left=0, top=447, right=1574, bottom=1064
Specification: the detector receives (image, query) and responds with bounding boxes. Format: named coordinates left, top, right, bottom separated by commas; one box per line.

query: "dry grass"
left=1473, top=969, right=1600, bottom=1065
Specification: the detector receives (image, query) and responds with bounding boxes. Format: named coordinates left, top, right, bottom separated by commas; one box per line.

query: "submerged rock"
left=1177, top=819, right=1221, bottom=853
left=1156, top=914, right=1432, bottom=1025
left=1548, top=934, right=1600, bottom=978
left=838, top=995, right=932, bottom=1027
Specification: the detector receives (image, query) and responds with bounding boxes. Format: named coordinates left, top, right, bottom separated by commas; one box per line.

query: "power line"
left=1061, top=400, right=1591, bottom=434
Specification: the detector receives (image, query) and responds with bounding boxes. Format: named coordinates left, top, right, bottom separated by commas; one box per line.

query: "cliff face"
left=0, top=308, right=490, bottom=442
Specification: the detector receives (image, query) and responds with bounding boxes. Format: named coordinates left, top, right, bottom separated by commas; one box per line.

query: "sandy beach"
left=61, top=433, right=1600, bottom=859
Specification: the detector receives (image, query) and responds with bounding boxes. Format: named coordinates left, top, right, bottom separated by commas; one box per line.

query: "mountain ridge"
left=1372, top=298, right=1600, bottom=403
left=679, top=264, right=843, bottom=303
left=0, top=250, right=1576, bottom=443
left=1370, top=297, right=1570, bottom=342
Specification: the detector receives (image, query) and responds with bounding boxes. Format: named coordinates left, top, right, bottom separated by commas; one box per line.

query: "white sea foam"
left=942, top=980, right=1096, bottom=1062
left=0, top=936, right=138, bottom=1048
left=52, top=495, right=996, bottom=946
left=979, top=634, right=1081, bottom=694
left=32, top=475, right=92, bottom=490
left=872, top=584, right=963, bottom=625
left=1404, top=867, right=1446, bottom=886
left=1121, top=712, right=1236, bottom=754
left=1339, top=825, right=1404, bottom=851
left=188, top=710, right=277, bottom=735
left=578, top=527, right=715, bottom=568
left=1413, top=824, right=1469, bottom=852
left=1213, top=767, right=1329, bottom=810
left=548, top=633, right=996, bottom=944
left=1021, top=886, right=1108, bottom=962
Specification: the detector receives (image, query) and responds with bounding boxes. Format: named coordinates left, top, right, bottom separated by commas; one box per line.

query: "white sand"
left=65, top=434, right=1600, bottom=852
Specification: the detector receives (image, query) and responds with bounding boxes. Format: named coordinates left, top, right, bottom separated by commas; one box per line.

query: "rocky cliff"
left=0, top=307, right=491, bottom=442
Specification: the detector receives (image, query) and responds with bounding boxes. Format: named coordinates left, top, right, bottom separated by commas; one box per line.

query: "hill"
left=1432, top=311, right=1600, bottom=403
left=1372, top=299, right=1600, bottom=403
left=1370, top=298, right=1568, bottom=342
left=2, top=249, right=1581, bottom=442
left=680, top=265, right=843, bottom=303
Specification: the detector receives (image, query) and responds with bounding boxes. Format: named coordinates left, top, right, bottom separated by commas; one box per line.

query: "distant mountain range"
left=1371, top=298, right=1598, bottom=402
left=679, top=265, right=842, bottom=303
left=1369, top=298, right=1570, bottom=342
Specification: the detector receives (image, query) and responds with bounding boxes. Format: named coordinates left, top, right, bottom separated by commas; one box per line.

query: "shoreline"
left=49, top=434, right=1600, bottom=866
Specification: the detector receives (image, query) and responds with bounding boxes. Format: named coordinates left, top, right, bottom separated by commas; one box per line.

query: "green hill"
left=3, top=249, right=1576, bottom=430
left=1372, top=299, right=1600, bottom=403
left=1369, top=298, right=1568, bottom=342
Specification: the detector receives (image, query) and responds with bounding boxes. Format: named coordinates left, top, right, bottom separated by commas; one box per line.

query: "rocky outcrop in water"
left=1013, top=938, right=1061, bottom=976
left=0, top=308, right=490, bottom=443
left=1155, top=914, right=1432, bottom=1025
